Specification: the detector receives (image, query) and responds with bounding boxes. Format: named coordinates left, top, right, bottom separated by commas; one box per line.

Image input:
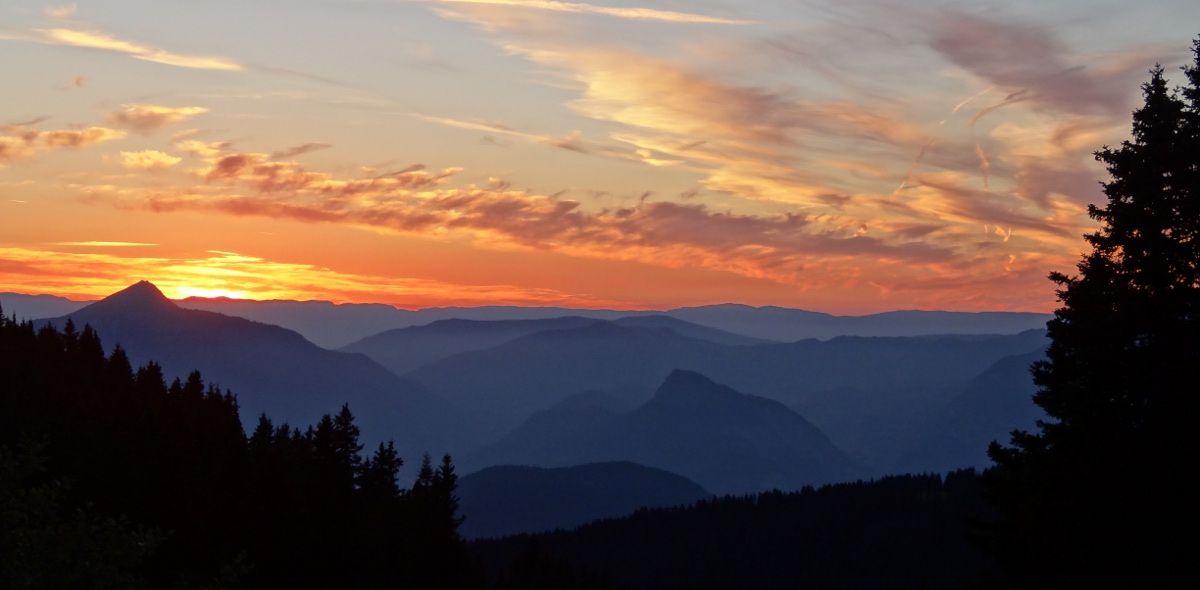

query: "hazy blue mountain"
left=664, top=304, right=1050, bottom=342
left=177, top=298, right=645, bottom=349
left=889, top=349, right=1047, bottom=474
left=610, top=315, right=771, bottom=346
left=466, top=370, right=865, bottom=495
left=39, top=282, right=476, bottom=458
left=408, top=322, right=732, bottom=438
left=457, top=461, right=711, bottom=539
left=339, top=317, right=601, bottom=375
left=176, top=296, right=1049, bottom=349
left=409, top=323, right=1048, bottom=467
left=341, top=315, right=768, bottom=376
left=0, top=292, right=89, bottom=322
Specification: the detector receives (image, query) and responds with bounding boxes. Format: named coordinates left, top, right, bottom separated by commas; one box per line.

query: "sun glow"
left=171, top=286, right=249, bottom=300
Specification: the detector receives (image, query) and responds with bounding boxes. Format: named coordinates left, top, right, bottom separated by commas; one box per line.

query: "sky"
left=2, top=1, right=1197, bottom=312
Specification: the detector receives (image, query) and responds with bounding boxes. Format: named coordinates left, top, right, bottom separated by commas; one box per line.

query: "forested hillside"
left=0, top=312, right=478, bottom=589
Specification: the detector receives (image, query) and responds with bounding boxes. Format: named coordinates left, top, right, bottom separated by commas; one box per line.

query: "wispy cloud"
left=45, top=4, right=77, bottom=18
left=51, top=241, right=157, bottom=247
left=24, top=28, right=244, bottom=71
left=269, top=142, right=332, bottom=159
left=431, top=0, right=758, bottom=25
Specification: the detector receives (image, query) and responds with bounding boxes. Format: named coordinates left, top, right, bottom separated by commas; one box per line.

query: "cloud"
left=28, top=28, right=244, bottom=71
left=0, top=124, right=126, bottom=161
left=87, top=147, right=965, bottom=289
left=928, top=13, right=1156, bottom=116
left=106, top=104, right=208, bottom=135
left=51, top=241, right=157, bottom=247
left=46, top=4, right=76, bottom=18
left=269, top=142, right=332, bottom=159
left=119, top=150, right=182, bottom=170
left=431, top=0, right=758, bottom=25
left=0, top=247, right=629, bottom=309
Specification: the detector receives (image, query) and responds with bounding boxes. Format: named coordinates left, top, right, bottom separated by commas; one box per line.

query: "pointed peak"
left=653, top=369, right=738, bottom=402
left=97, top=281, right=176, bottom=310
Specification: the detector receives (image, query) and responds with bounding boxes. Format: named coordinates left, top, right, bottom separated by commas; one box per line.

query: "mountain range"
left=3, top=291, right=1051, bottom=349
left=14, top=282, right=1052, bottom=506
left=464, top=370, right=866, bottom=495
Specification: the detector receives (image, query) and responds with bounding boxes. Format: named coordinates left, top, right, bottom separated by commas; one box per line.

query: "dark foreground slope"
left=473, top=470, right=988, bottom=590
left=0, top=314, right=480, bottom=589
left=458, top=462, right=711, bottom=539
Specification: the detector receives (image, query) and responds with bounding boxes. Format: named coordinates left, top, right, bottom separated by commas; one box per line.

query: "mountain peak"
left=96, top=281, right=177, bottom=311
left=653, top=369, right=742, bottom=403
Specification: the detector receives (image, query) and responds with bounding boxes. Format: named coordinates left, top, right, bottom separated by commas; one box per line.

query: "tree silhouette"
left=982, top=42, right=1200, bottom=588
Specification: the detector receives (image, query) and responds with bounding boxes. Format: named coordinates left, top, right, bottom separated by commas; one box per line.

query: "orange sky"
left=3, top=1, right=1197, bottom=312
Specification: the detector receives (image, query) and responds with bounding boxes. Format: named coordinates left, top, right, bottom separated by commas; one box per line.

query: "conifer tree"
left=982, top=42, right=1200, bottom=588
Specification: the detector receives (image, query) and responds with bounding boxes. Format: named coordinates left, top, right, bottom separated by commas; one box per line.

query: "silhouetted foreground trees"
left=0, top=313, right=480, bottom=589
left=982, top=42, right=1200, bottom=587
left=473, top=471, right=990, bottom=590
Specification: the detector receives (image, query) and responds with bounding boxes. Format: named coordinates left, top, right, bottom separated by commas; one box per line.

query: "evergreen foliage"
left=0, top=313, right=479, bottom=589
left=982, top=40, right=1200, bottom=587
left=473, top=471, right=989, bottom=590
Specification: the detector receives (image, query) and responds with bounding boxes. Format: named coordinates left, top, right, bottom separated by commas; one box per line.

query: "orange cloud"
left=119, top=150, right=182, bottom=170
left=0, top=124, right=126, bottom=161
left=107, top=104, right=208, bottom=135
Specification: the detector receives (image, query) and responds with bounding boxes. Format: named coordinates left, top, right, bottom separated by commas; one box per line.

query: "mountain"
left=409, top=323, right=1049, bottom=468
left=457, top=462, right=711, bottom=539
left=340, top=315, right=767, bottom=376
left=890, top=349, right=1048, bottom=474
left=176, top=296, right=1050, bottom=349
left=407, top=322, right=732, bottom=438
left=466, top=370, right=865, bottom=495
left=0, top=292, right=89, bottom=322
left=39, top=282, right=475, bottom=458
left=177, top=299, right=646, bottom=349
left=339, top=317, right=600, bottom=376
left=665, top=304, right=1050, bottom=342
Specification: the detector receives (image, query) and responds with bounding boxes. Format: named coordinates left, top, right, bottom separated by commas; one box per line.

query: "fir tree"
left=982, top=43, right=1200, bottom=588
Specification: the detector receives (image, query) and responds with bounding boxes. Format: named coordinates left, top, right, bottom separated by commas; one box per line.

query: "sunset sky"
left=2, top=1, right=1197, bottom=312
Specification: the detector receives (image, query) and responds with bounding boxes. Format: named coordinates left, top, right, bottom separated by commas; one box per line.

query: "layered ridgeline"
left=175, top=297, right=1049, bottom=349
left=340, top=316, right=767, bottom=376
left=35, top=281, right=479, bottom=458
left=402, top=322, right=1047, bottom=474
left=465, top=370, right=864, bottom=495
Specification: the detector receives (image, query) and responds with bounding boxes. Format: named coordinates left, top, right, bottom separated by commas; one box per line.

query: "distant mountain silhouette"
left=339, top=317, right=600, bottom=375
left=176, top=297, right=1050, bottom=349
left=39, top=282, right=474, bottom=458
left=890, top=349, right=1047, bottom=474
left=457, top=461, right=711, bottom=539
left=341, top=315, right=767, bottom=376
left=467, top=370, right=865, bottom=495
left=409, top=322, right=1048, bottom=469
left=409, top=322, right=731, bottom=438
left=666, top=304, right=1051, bottom=342
left=0, top=292, right=89, bottom=322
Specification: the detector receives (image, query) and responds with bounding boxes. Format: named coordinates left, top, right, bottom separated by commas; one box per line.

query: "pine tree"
left=982, top=44, right=1200, bottom=588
